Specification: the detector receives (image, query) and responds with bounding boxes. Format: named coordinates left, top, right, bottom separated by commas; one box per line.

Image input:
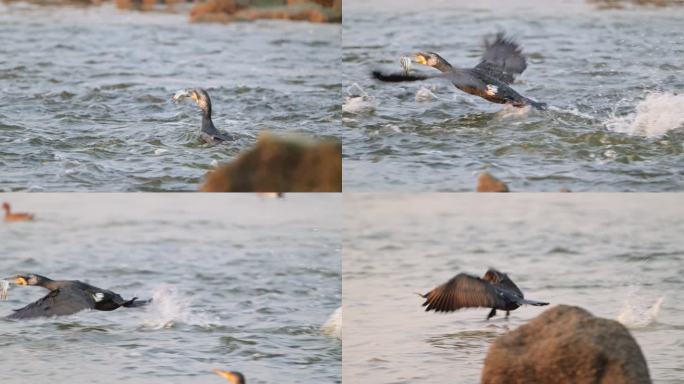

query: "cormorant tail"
left=122, top=297, right=152, bottom=308
left=519, top=298, right=549, bottom=306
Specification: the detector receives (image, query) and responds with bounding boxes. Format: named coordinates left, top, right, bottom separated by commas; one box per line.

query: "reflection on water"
left=343, top=194, right=684, bottom=383
left=0, top=194, right=341, bottom=384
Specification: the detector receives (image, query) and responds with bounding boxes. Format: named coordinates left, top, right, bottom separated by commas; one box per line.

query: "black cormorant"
left=2, top=274, right=150, bottom=320
left=421, top=268, right=549, bottom=320
left=214, top=369, right=246, bottom=384
left=173, top=88, right=237, bottom=143
left=373, top=33, right=547, bottom=110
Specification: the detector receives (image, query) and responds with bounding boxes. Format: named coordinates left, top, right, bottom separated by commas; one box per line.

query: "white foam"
left=141, top=285, right=219, bottom=329
left=321, top=306, right=341, bottom=339
left=617, top=296, right=664, bottom=329
left=606, top=92, right=684, bottom=138
left=415, top=86, right=438, bottom=102
left=0, top=280, right=9, bottom=300
left=343, top=83, right=377, bottom=114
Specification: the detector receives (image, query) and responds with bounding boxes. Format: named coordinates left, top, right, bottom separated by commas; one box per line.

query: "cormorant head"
left=411, top=52, right=446, bottom=68
left=11, top=274, right=49, bottom=287
left=483, top=269, right=508, bottom=284
left=213, top=369, right=245, bottom=384
left=173, top=88, right=212, bottom=115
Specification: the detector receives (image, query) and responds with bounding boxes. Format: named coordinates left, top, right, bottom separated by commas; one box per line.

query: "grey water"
left=0, top=194, right=341, bottom=383
left=342, top=0, right=684, bottom=191
left=0, top=3, right=340, bottom=191
left=343, top=194, right=684, bottom=383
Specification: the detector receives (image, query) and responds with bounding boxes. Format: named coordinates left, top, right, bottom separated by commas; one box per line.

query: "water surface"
left=0, top=4, right=340, bottom=191
left=342, top=0, right=684, bottom=191
left=0, top=194, right=341, bottom=383
left=343, top=194, right=684, bottom=383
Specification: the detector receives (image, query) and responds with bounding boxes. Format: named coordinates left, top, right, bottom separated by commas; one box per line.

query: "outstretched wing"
left=7, top=287, right=96, bottom=319
left=371, top=70, right=443, bottom=83
left=421, top=273, right=503, bottom=312
left=474, top=33, right=527, bottom=84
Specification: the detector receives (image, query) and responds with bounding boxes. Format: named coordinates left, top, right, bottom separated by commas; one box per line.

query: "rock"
left=190, top=0, right=340, bottom=23
left=476, top=172, right=509, bottom=192
left=200, top=133, right=341, bottom=192
left=482, top=305, right=652, bottom=384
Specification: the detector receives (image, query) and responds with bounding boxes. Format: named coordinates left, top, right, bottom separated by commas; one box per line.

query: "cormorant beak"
left=412, top=53, right=428, bottom=66
left=213, top=369, right=241, bottom=384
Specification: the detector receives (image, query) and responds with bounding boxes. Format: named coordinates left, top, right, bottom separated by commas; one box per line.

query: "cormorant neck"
left=36, top=276, right=58, bottom=290
left=433, top=59, right=453, bottom=73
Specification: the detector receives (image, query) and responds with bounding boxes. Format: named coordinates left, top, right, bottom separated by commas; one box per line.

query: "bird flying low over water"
left=1, top=274, right=150, bottom=320
left=421, top=268, right=549, bottom=320
left=173, top=88, right=237, bottom=143
left=373, top=32, right=547, bottom=110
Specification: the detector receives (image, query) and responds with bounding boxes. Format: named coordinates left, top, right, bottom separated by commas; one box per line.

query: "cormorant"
left=214, top=369, right=246, bottom=384
left=421, top=268, right=549, bottom=320
left=173, top=88, right=237, bottom=143
left=2, top=202, right=34, bottom=222
left=2, top=274, right=150, bottom=320
left=372, top=33, right=547, bottom=110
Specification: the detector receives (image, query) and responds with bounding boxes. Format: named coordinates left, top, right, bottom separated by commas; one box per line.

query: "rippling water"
left=343, top=194, right=684, bottom=383
left=0, top=4, right=340, bottom=191
left=0, top=194, right=341, bottom=383
left=342, top=0, right=684, bottom=191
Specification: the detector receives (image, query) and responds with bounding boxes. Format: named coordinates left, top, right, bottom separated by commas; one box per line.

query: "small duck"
left=2, top=202, right=34, bottom=222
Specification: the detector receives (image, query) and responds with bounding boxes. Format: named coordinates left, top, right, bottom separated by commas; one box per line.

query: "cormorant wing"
left=371, top=70, right=444, bottom=83
left=474, top=33, right=527, bottom=84
left=421, top=273, right=503, bottom=312
left=7, top=286, right=96, bottom=320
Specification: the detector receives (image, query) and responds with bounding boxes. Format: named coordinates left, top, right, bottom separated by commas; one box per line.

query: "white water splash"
left=606, top=92, right=684, bottom=138
left=415, top=86, right=438, bottom=102
left=343, top=83, right=377, bottom=114
left=141, top=285, right=219, bottom=329
left=321, top=306, right=341, bottom=339
left=617, top=296, right=664, bottom=328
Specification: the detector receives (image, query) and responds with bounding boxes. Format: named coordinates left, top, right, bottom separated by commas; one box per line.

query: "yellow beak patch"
left=414, top=54, right=427, bottom=65
left=16, top=277, right=27, bottom=286
left=213, top=369, right=239, bottom=384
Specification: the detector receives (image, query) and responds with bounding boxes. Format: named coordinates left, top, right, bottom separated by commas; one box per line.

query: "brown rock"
left=482, top=305, right=652, bottom=384
left=476, top=172, right=509, bottom=192
left=200, top=133, right=341, bottom=192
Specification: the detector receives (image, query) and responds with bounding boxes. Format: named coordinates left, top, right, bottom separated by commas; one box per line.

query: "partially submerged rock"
left=482, top=305, right=652, bottom=384
left=476, top=172, right=509, bottom=192
left=200, top=133, right=341, bottom=192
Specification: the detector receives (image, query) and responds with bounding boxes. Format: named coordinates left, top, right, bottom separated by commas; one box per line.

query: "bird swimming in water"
left=372, top=32, right=547, bottom=110
left=2, top=202, right=34, bottom=222
left=1, top=274, right=150, bottom=320
left=214, top=369, right=246, bottom=384
left=421, top=268, right=549, bottom=320
left=173, top=88, right=237, bottom=143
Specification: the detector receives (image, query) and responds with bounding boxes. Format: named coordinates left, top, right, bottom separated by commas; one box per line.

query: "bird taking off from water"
left=373, top=32, right=547, bottom=110
left=1, top=274, right=150, bottom=320
left=420, top=268, right=549, bottom=320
